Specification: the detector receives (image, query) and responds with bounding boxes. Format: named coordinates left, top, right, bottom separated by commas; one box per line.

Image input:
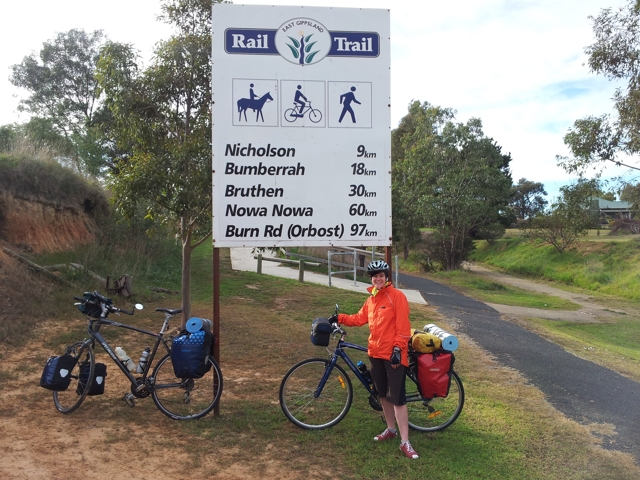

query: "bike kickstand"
left=122, top=392, right=136, bottom=408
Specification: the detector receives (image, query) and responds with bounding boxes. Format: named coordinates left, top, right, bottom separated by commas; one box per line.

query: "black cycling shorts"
left=369, top=356, right=406, bottom=406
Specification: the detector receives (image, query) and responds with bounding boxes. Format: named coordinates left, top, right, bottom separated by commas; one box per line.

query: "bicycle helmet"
left=367, top=260, right=389, bottom=277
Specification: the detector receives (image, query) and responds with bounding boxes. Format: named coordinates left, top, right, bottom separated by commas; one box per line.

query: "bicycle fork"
left=314, top=358, right=337, bottom=398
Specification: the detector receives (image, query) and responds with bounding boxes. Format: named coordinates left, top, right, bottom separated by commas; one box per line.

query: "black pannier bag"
left=310, top=318, right=332, bottom=346
left=76, top=291, right=112, bottom=318
left=76, top=363, right=107, bottom=396
left=40, top=354, right=78, bottom=391
left=171, top=319, right=213, bottom=379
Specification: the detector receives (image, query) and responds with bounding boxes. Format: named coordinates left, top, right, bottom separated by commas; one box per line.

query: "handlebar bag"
left=171, top=319, right=213, bottom=379
left=416, top=351, right=455, bottom=399
left=76, top=363, right=107, bottom=396
left=311, top=317, right=332, bottom=346
left=39, top=354, right=78, bottom=391
left=76, top=291, right=112, bottom=318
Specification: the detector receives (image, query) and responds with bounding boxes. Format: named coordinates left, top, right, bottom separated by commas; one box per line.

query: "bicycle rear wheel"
left=53, top=341, right=95, bottom=414
left=151, top=354, right=223, bottom=420
left=406, top=370, right=464, bottom=432
left=279, top=358, right=353, bottom=429
left=284, top=108, right=298, bottom=122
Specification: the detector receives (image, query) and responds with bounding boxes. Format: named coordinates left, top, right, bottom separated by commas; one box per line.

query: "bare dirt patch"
left=0, top=302, right=331, bottom=480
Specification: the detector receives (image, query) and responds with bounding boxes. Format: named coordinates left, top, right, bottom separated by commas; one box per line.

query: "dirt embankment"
left=0, top=193, right=96, bottom=253
left=0, top=154, right=108, bottom=254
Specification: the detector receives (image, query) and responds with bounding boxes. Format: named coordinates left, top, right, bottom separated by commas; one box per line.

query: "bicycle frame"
left=323, top=335, right=426, bottom=406
left=322, top=337, right=376, bottom=397
left=87, top=315, right=172, bottom=391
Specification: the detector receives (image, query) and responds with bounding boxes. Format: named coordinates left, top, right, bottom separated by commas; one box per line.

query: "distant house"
left=589, top=197, right=632, bottom=223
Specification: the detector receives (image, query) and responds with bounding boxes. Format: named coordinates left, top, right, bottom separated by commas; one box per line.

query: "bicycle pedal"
left=122, top=392, right=136, bottom=408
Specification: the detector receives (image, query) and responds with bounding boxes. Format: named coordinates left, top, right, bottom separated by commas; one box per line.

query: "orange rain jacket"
left=338, top=283, right=411, bottom=367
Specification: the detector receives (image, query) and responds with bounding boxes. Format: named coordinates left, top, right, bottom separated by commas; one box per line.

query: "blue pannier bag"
left=171, top=318, right=213, bottom=379
left=40, top=354, right=78, bottom=391
left=76, top=363, right=107, bottom=396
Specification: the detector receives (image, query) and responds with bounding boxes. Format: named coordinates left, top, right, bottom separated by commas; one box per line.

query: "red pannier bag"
left=416, top=351, right=455, bottom=398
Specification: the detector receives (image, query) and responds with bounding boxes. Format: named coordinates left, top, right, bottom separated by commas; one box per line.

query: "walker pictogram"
left=339, top=86, right=361, bottom=123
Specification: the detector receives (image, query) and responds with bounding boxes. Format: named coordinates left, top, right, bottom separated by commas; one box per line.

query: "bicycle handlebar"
left=74, top=291, right=137, bottom=317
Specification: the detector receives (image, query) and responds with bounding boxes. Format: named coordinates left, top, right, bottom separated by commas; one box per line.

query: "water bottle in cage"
left=136, top=348, right=151, bottom=373
left=356, top=361, right=373, bottom=386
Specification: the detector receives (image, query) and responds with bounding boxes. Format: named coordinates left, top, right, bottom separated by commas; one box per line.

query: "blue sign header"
left=224, top=29, right=380, bottom=58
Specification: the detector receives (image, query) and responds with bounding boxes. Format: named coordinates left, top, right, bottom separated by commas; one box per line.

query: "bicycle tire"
left=279, top=358, right=353, bottom=430
left=53, top=341, right=95, bottom=414
left=151, top=354, right=223, bottom=421
left=309, top=109, right=322, bottom=123
left=284, top=108, right=298, bottom=123
left=406, top=370, right=464, bottom=432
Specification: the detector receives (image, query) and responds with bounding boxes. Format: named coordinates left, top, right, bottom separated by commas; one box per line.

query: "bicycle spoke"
left=279, top=358, right=353, bottom=430
left=151, top=354, right=222, bottom=420
left=406, top=370, right=464, bottom=432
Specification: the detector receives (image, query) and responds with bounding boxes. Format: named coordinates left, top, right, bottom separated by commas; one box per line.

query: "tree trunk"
left=181, top=214, right=193, bottom=330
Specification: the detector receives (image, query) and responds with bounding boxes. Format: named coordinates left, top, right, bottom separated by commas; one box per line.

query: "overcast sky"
left=1, top=0, right=631, bottom=198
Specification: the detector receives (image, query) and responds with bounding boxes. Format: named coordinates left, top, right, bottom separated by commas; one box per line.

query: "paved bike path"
left=398, top=272, right=640, bottom=463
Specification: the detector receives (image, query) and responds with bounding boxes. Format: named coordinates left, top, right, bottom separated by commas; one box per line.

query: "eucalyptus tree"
left=395, top=101, right=512, bottom=270
left=510, top=178, right=548, bottom=220
left=559, top=0, right=640, bottom=176
left=392, top=101, right=454, bottom=259
left=524, top=179, right=599, bottom=253
left=10, top=29, right=108, bottom=175
left=96, top=0, right=219, bottom=325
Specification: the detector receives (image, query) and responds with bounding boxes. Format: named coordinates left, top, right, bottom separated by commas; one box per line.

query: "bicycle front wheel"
left=309, top=109, right=322, bottom=123
left=151, top=354, right=223, bottom=420
left=279, top=358, right=353, bottom=430
left=406, top=370, right=464, bottom=432
left=53, top=341, right=95, bottom=414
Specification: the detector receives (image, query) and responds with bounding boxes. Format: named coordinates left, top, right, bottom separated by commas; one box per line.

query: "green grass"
left=460, top=234, right=640, bottom=381
left=429, top=270, right=581, bottom=310
left=522, top=317, right=640, bottom=381
left=471, top=236, right=640, bottom=301
left=10, top=243, right=640, bottom=477
left=198, top=251, right=638, bottom=478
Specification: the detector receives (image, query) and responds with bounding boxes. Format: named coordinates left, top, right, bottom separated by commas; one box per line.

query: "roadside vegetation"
left=472, top=235, right=640, bottom=301
left=411, top=231, right=640, bottom=383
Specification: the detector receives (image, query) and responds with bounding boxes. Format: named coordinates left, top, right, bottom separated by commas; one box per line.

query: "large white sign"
left=212, top=4, right=390, bottom=247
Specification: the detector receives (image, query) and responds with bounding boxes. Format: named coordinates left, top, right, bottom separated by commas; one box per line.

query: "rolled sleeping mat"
left=185, top=317, right=204, bottom=333
left=423, top=324, right=459, bottom=352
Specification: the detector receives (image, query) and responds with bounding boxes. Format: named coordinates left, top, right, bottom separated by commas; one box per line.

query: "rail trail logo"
left=224, top=19, right=379, bottom=65
left=275, top=18, right=332, bottom=66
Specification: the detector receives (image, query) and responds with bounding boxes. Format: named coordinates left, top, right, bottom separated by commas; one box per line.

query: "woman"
left=331, top=260, right=419, bottom=460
